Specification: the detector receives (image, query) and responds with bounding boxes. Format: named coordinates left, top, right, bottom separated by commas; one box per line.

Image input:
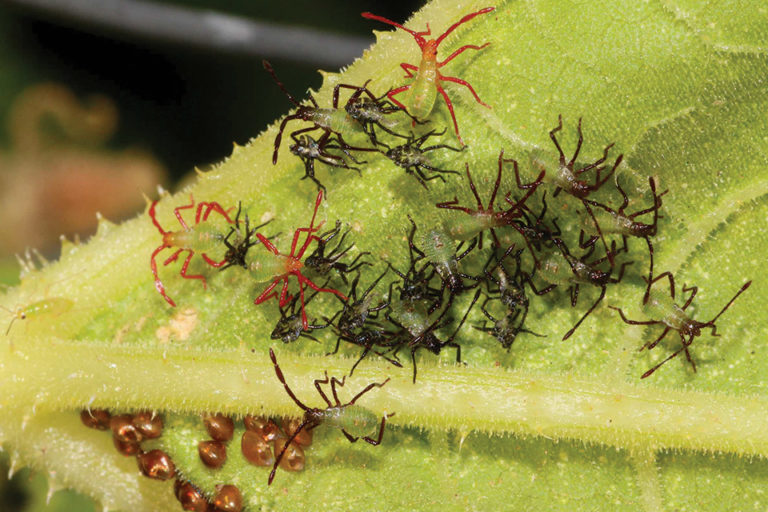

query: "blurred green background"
left=0, top=0, right=420, bottom=510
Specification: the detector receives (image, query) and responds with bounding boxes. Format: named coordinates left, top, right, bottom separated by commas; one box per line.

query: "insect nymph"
left=362, top=7, right=494, bottom=144
left=267, top=348, right=393, bottom=485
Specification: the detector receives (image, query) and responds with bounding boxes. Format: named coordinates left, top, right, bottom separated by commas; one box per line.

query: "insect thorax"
left=247, top=254, right=292, bottom=283
left=539, top=253, right=572, bottom=285
left=346, top=99, right=382, bottom=123
left=643, top=290, right=689, bottom=330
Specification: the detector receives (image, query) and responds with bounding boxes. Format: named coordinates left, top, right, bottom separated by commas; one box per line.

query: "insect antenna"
left=148, top=200, right=169, bottom=235
left=705, top=281, right=752, bottom=330
left=268, top=418, right=312, bottom=485
left=1, top=305, right=18, bottom=336
left=262, top=60, right=303, bottom=107
left=269, top=348, right=311, bottom=411
left=434, top=7, right=495, bottom=46
left=361, top=12, right=422, bottom=39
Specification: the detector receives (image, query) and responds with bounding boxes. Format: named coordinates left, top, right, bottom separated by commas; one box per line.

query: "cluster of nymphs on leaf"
left=147, top=190, right=395, bottom=489
left=429, top=114, right=750, bottom=380
left=145, top=116, right=755, bottom=386
left=135, top=6, right=754, bottom=501
left=143, top=116, right=753, bottom=503
left=257, top=112, right=750, bottom=383
left=264, top=6, right=497, bottom=192
left=149, top=190, right=348, bottom=332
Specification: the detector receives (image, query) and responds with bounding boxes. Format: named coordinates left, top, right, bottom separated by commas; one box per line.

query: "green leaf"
left=2, top=0, right=768, bottom=510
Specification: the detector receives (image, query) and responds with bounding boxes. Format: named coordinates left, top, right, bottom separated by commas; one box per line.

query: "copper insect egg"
left=243, top=415, right=279, bottom=442
left=132, top=411, right=164, bottom=439
left=175, top=479, right=210, bottom=512
left=274, top=438, right=305, bottom=472
left=203, top=414, right=234, bottom=442
left=112, top=436, right=140, bottom=456
left=198, top=440, right=227, bottom=469
left=212, top=484, right=242, bottom=512
left=282, top=417, right=313, bottom=446
left=110, top=414, right=143, bottom=443
left=241, top=430, right=274, bottom=467
left=80, top=408, right=111, bottom=430
left=137, top=449, right=175, bottom=480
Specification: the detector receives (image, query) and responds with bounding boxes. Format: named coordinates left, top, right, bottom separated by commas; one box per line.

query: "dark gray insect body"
left=387, top=289, right=480, bottom=383
left=334, top=81, right=419, bottom=143
left=268, top=348, right=393, bottom=485
left=529, top=239, right=631, bottom=341
left=304, top=221, right=370, bottom=283
left=378, top=129, right=463, bottom=188
left=537, top=115, right=622, bottom=199
left=609, top=272, right=751, bottom=378
left=289, top=132, right=366, bottom=192
left=580, top=176, right=668, bottom=301
left=270, top=293, right=330, bottom=344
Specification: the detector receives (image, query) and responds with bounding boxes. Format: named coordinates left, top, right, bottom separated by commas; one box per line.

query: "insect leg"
left=179, top=251, right=207, bottom=288
left=173, top=195, right=195, bottom=229
left=151, top=244, right=176, bottom=307
left=329, top=375, right=347, bottom=406
left=348, top=377, right=390, bottom=405
left=562, top=285, right=606, bottom=341
left=254, top=279, right=280, bottom=305
left=313, top=371, right=333, bottom=408
left=434, top=83, right=463, bottom=145
left=269, top=348, right=311, bottom=411
left=644, top=326, right=672, bottom=351
left=361, top=412, right=394, bottom=446
left=439, top=74, right=491, bottom=108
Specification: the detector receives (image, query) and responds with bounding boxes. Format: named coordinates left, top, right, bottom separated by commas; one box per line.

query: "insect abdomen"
left=538, top=253, right=573, bottom=285
left=167, top=225, right=224, bottom=253
left=643, top=290, right=688, bottom=330
left=247, top=253, right=293, bottom=283
left=407, top=58, right=438, bottom=119
left=325, top=405, right=379, bottom=437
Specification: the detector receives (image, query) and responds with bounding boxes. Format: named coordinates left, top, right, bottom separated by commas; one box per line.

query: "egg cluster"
left=81, top=408, right=324, bottom=511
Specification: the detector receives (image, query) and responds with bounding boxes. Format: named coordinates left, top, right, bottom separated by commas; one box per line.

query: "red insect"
left=361, top=7, right=494, bottom=145
left=149, top=196, right=235, bottom=307
left=242, top=191, right=347, bottom=329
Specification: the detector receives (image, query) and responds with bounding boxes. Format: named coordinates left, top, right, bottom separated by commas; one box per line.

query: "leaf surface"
left=1, top=0, right=767, bottom=510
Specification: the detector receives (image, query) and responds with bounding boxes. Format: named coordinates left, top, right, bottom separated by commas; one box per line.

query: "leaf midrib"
left=3, top=338, right=767, bottom=458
